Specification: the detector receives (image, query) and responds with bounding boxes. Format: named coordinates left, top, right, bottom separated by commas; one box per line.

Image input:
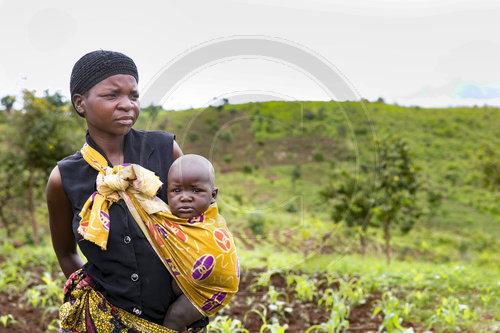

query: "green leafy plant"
left=373, top=292, right=413, bottom=333
left=287, top=274, right=316, bottom=302
left=208, top=316, right=249, bottom=333
left=0, top=314, right=18, bottom=327
left=336, top=277, right=366, bottom=306
left=244, top=304, right=268, bottom=327
left=308, top=297, right=350, bottom=333
left=260, top=322, right=289, bottom=333
left=264, top=286, right=290, bottom=315
left=428, top=297, right=477, bottom=332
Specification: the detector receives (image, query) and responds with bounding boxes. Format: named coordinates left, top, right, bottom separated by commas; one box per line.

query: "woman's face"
left=75, top=74, right=140, bottom=138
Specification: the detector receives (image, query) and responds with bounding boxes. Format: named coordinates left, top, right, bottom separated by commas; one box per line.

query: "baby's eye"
left=193, top=188, right=201, bottom=193
left=171, top=188, right=181, bottom=193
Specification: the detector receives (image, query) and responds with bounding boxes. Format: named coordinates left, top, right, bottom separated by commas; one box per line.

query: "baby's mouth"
left=178, top=206, right=193, bottom=213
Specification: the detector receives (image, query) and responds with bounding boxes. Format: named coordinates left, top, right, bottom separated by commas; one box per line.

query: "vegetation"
left=0, top=95, right=499, bottom=332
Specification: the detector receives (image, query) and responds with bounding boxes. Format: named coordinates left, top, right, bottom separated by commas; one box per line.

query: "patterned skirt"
left=59, top=269, right=203, bottom=333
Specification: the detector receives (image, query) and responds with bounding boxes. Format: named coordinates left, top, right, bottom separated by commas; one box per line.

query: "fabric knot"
left=97, top=167, right=131, bottom=195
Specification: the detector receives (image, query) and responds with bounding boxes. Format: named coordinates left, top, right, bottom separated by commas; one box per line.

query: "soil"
left=0, top=268, right=421, bottom=333
left=0, top=291, right=58, bottom=333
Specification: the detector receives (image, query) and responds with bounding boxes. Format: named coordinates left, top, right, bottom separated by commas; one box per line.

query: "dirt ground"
left=0, top=267, right=398, bottom=333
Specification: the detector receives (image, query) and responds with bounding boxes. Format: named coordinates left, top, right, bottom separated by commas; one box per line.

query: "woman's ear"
left=211, top=187, right=218, bottom=203
left=72, top=94, right=86, bottom=117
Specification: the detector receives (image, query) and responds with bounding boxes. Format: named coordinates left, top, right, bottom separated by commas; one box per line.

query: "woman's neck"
left=88, top=129, right=125, bottom=166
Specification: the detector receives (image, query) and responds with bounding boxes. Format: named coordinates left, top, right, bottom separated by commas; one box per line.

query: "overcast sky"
left=1, top=0, right=500, bottom=110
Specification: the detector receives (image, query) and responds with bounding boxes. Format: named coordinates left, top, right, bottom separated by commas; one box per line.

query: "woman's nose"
left=117, top=96, right=134, bottom=110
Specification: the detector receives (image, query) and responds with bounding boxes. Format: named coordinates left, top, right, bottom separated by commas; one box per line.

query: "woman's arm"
left=46, top=166, right=84, bottom=278
left=173, top=140, right=183, bottom=160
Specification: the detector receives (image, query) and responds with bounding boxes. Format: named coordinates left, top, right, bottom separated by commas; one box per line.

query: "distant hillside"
left=138, top=100, right=499, bottom=175
left=135, top=101, right=500, bottom=235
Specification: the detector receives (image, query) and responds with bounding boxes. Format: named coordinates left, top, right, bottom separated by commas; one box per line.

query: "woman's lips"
left=116, top=117, right=134, bottom=125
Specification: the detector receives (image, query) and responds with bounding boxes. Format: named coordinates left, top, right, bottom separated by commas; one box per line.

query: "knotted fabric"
left=78, top=143, right=239, bottom=317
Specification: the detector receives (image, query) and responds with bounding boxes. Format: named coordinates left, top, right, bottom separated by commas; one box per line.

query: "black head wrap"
left=70, top=50, right=139, bottom=117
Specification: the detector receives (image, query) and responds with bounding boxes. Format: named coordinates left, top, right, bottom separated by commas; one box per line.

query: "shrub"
left=242, top=165, right=252, bottom=174
left=219, top=129, right=233, bottom=143
left=313, top=148, right=324, bottom=162
left=247, top=213, right=265, bottom=235
left=188, top=132, right=199, bottom=143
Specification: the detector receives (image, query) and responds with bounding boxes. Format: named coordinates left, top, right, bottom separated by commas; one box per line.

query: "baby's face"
left=167, top=163, right=217, bottom=219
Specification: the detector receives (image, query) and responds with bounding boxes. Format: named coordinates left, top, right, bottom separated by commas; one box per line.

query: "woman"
left=46, top=50, right=207, bottom=332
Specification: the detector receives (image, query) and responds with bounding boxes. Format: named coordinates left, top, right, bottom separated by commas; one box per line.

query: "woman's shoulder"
left=128, top=129, right=175, bottom=153
left=57, top=149, right=83, bottom=168
left=131, top=129, right=175, bottom=142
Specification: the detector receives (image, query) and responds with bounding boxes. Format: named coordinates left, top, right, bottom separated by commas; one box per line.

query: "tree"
left=0, top=152, right=27, bottom=238
left=5, top=90, right=84, bottom=245
left=321, top=136, right=420, bottom=262
left=476, top=142, right=500, bottom=190
left=372, top=136, right=420, bottom=263
left=291, top=165, right=302, bottom=191
left=142, top=104, right=162, bottom=123
left=1, top=95, right=15, bottom=115
left=320, top=169, right=375, bottom=255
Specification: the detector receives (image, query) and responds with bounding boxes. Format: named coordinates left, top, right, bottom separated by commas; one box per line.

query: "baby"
left=75, top=142, right=238, bottom=332
left=162, top=154, right=231, bottom=332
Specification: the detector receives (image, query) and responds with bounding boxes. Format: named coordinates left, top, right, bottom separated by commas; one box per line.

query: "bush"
left=285, top=202, right=297, bottom=213
left=242, top=165, right=252, bottom=174
left=337, top=124, right=347, bottom=138
left=218, top=129, right=233, bottom=143
left=188, top=132, right=199, bottom=143
left=247, top=213, right=265, bottom=235
left=313, top=148, right=324, bottom=162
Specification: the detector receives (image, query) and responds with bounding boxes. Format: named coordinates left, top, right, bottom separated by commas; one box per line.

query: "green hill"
left=137, top=100, right=500, bottom=235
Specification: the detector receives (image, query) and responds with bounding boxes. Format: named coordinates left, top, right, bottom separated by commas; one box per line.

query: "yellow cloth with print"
left=78, top=143, right=239, bottom=317
left=59, top=269, right=183, bottom=333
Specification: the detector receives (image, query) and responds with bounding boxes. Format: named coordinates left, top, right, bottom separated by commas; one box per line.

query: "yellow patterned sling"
left=78, top=143, right=240, bottom=317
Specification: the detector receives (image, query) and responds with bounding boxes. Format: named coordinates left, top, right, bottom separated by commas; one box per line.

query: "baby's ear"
left=211, top=187, right=218, bottom=203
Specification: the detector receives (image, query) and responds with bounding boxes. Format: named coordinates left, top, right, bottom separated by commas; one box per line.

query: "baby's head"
left=167, top=154, right=218, bottom=218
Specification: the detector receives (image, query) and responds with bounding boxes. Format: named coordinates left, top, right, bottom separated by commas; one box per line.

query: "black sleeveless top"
left=58, top=129, right=207, bottom=327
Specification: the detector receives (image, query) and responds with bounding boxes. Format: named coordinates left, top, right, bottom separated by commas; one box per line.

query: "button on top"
left=131, top=273, right=139, bottom=282
left=124, top=236, right=131, bottom=244
left=132, top=307, right=142, bottom=315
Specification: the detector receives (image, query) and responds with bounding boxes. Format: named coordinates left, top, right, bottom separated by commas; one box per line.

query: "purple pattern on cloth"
left=236, top=255, right=240, bottom=279
left=155, top=224, right=168, bottom=240
left=89, top=192, right=97, bottom=210
left=192, top=254, right=215, bottom=281
left=99, top=211, right=110, bottom=231
left=166, top=259, right=180, bottom=276
left=187, top=214, right=204, bottom=224
left=201, top=291, right=227, bottom=312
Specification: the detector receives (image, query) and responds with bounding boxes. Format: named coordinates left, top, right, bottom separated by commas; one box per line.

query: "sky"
left=1, top=0, right=500, bottom=110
